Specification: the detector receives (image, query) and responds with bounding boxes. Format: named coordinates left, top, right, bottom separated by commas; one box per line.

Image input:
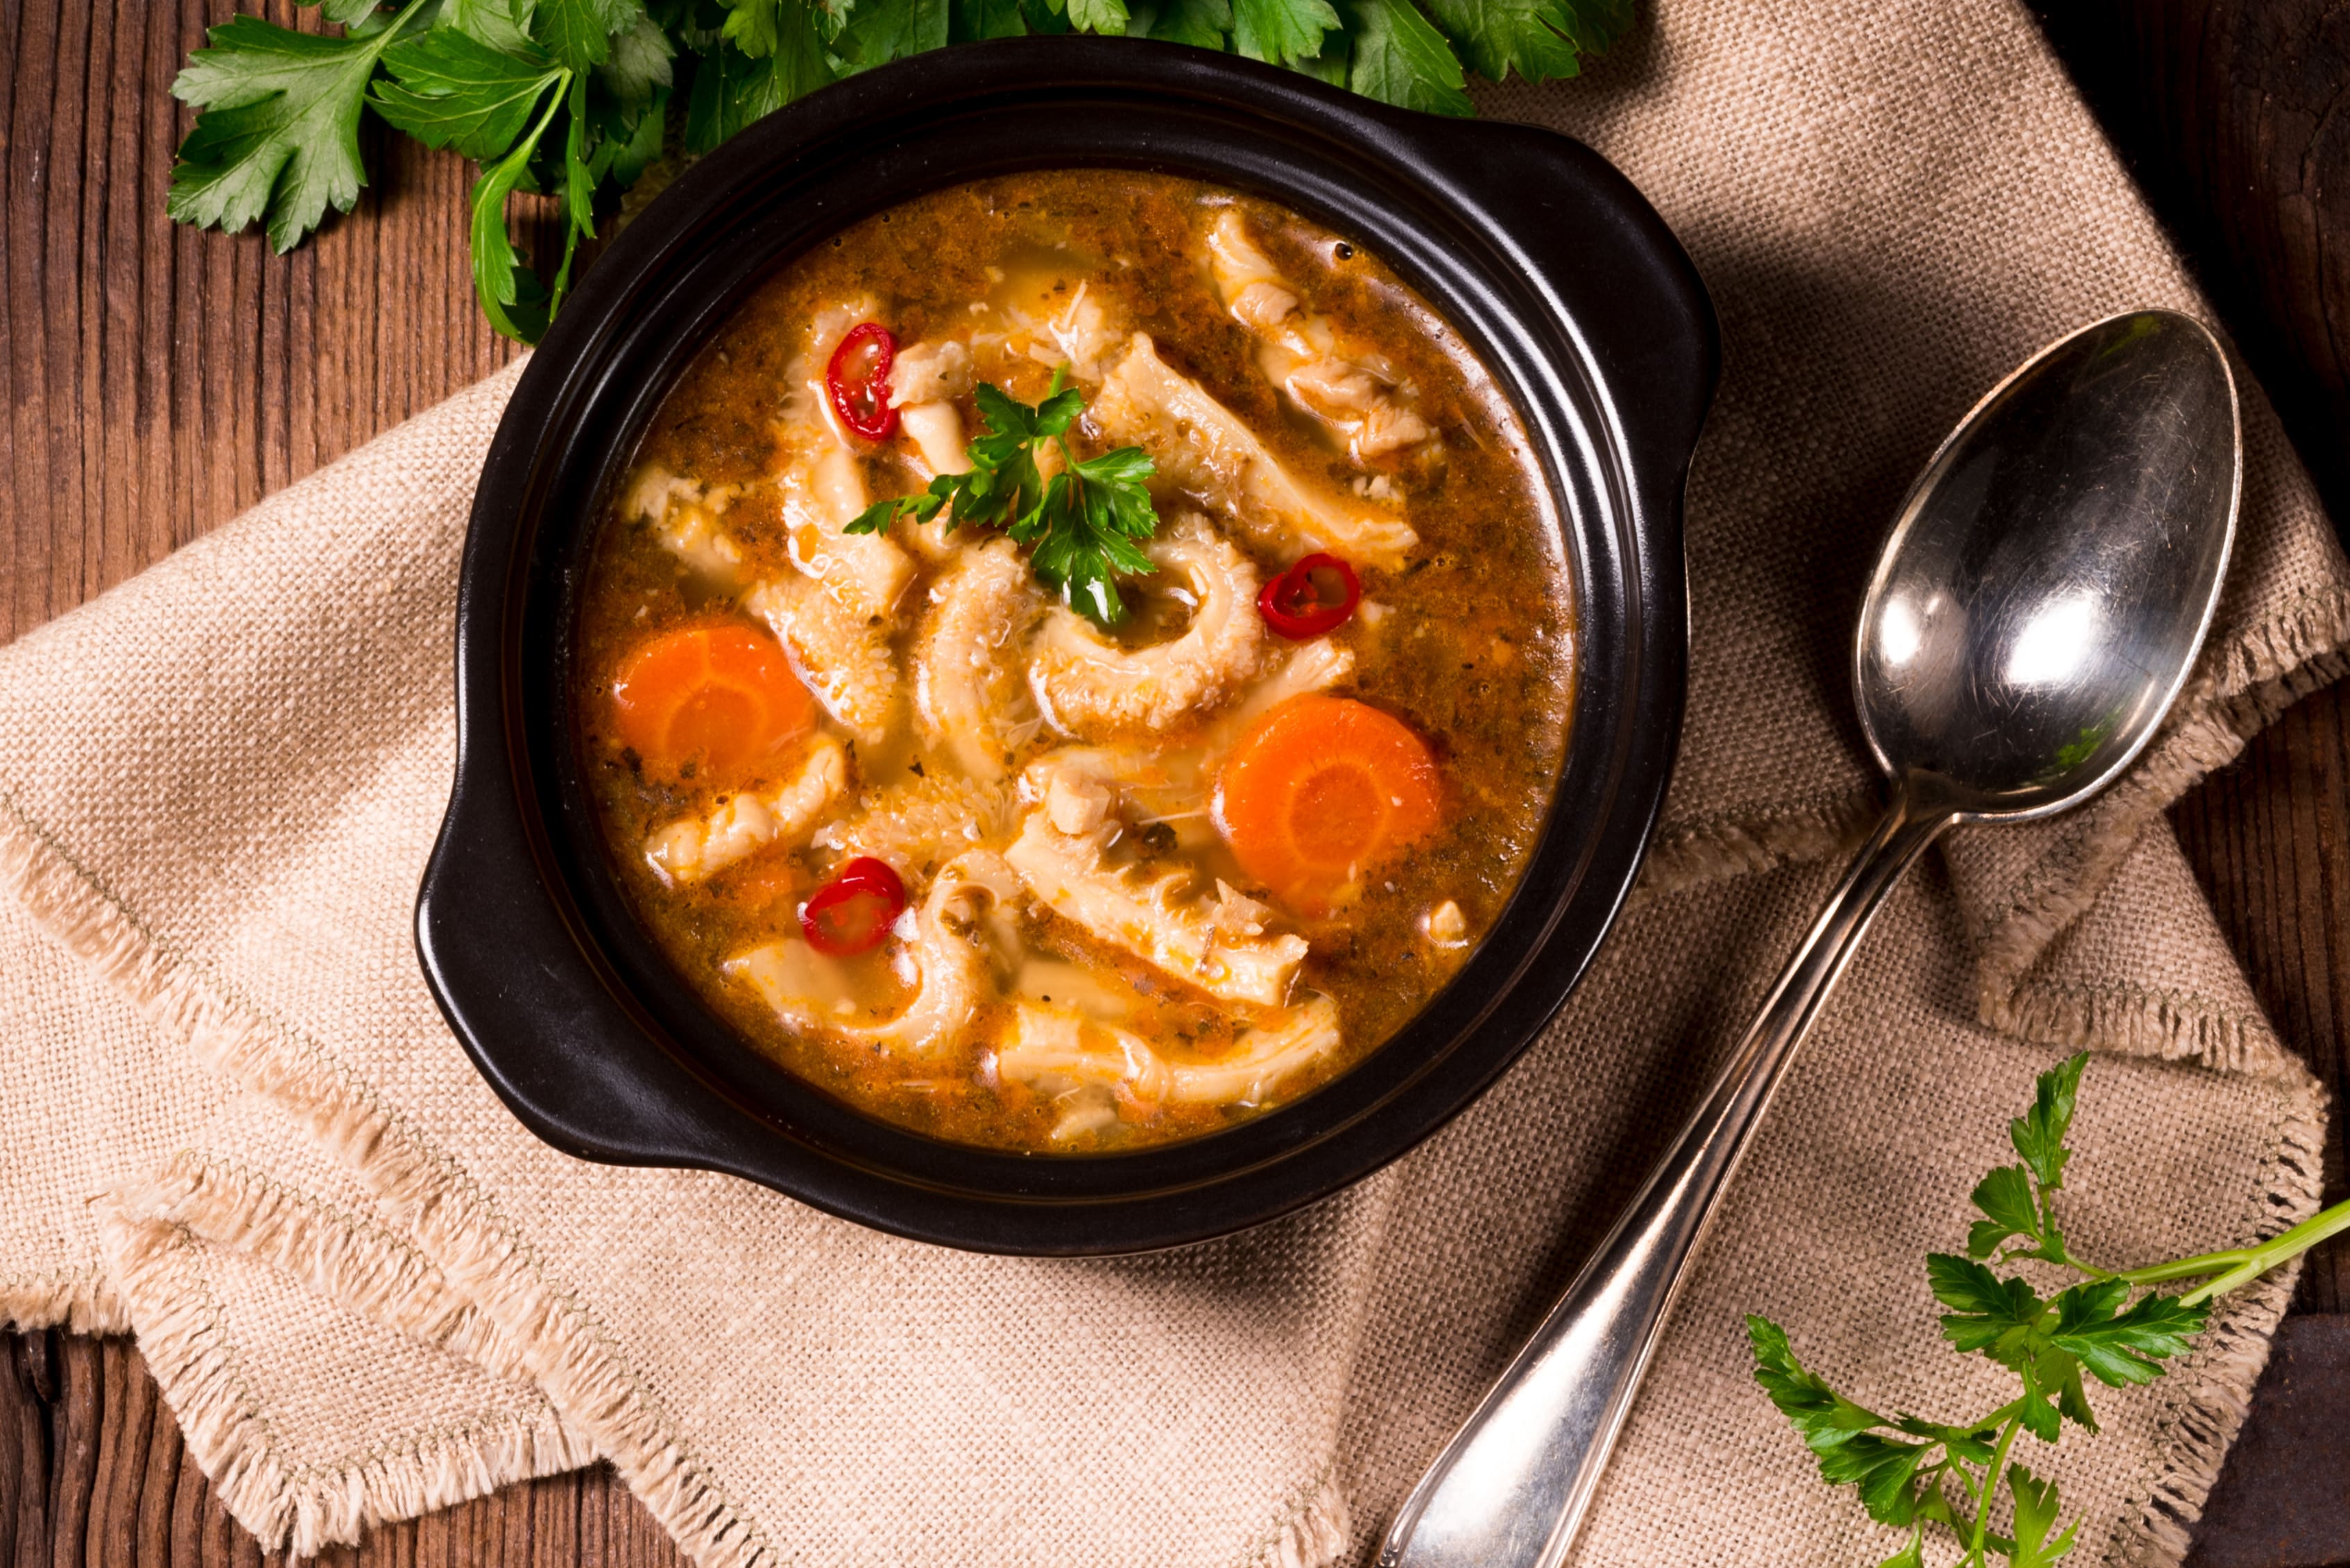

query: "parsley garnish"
left=1753, top=1053, right=2350, bottom=1567
left=163, top=0, right=1636, bottom=344
left=166, top=0, right=436, bottom=255
left=847, top=374, right=1160, bottom=628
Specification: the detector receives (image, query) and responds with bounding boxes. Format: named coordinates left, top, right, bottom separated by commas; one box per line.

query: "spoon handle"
left=1378, top=779, right=1957, bottom=1568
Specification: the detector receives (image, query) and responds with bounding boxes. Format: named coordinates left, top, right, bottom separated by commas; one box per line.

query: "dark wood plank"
left=0, top=0, right=527, bottom=648
left=2174, top=682, right=2350, bottom=1310
left=2032, top=0, right=2350, bottom=531
left=0, top=0, right=615, bottom=1556
left=2187, top=1315, right=2350, bottom=1568
left=0, top=1328, right=696, bottom=1568
left=3, top=1332, right=44, bottom=1568
left=2036, top=6, right=2350, bottom=1553
left=2028, top=0, right=2350, bottom=1316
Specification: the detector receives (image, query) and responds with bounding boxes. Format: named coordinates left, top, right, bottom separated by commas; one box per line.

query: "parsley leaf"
left=848, top=373, right=1161, bottom=628
left=717, top=0, right=791, bottom=52
left=1340, top=0, right=1472, bottom=114
left=717, top=0, right=855, bottom=54
left=1890, top=1415, right=1997, bottom=1465
left=1833, top=1436, right=1935, bottom=1528
left=599, top=11, right=678, bottom=108
left=2049, top=1282, right=2205, bottom=1388
left=684, top=22, right=836, bottom=152
left=441, top=0, right=539, bottom=51
left=835, top=0, right=952, bottom=69
left=1967, top=1164, right=2046, bottom=1260
left=1129, top=0, right=1233, bottom=48
left=2052, top=1352, right=2100, bottom=1433
left=1414, top=0, right=1621, bottom=83
left=1876, top=1533, right=1925, bottom=1568
left=1545, top=0, right=1629, bottom=52
left=2012, top=1050, right=2087, bottom=1191
left=1016, top=447, right=1160, bottom=623
left=550, top=71, right=598, bottom=310
left=2016, top=1350, right=2068, bottom=1442
left=1962, top=1051, right=2090, bottom=1271
left=1923, top=1253, right=2084, bottom=1439
left=1230, top=0, right=1341, bottom=67
left=1927, top=1254, right=2040, bottom=1356
left=947, top=0, right=1033, bottom=42
left=164, top=0, right=1644, bottom=345
left=1288, top=39, right=1353, bottom=86
left=1758, top=1052, right=2350, bottom=1564
left=372, top=29, right=567, bottom=160
left=167, top=1, right=431, bottom=253
left=1748, top=1315, right=1894, bottom=1442
left=465, top=76, right=569, bottom=340
left=597, top=80, right=669, bottom=184
left=2005, top=1465, right=2080, bottom=1568
left=534, top=0, right=647, bottom=68
left=368, top=22, right=588, bottom=342
left=1020, top=0, right=1079, bottom=37
left=1748, top=1317, right=1937, bottom=1528
left=1068, top=0, right=1135, bottom=34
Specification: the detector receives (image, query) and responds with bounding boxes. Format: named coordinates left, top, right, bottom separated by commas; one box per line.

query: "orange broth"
left=574, top=170, right=1571, bottom=1153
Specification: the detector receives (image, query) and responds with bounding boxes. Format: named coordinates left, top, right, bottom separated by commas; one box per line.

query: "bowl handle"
left=416, top=760, right=773, bottom=1173
left=1385, top=114, right=1719, bottom=528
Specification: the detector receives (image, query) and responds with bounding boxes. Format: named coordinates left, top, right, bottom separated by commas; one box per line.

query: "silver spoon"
left=1380, top=309, right=2242, bottom=1568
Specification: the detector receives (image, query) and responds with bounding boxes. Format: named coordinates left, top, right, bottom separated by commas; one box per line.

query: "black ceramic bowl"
left=417, top=37, right=1715, bottom=1255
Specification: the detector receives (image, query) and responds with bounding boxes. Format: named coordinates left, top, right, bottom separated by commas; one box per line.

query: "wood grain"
left=1, top=1332, right=694, bottom=1567
left=3, top=0, right=2349, bottom=1562
left=0, top=0, right=526, bottom=645
left=2032, top=0, right=2350, bottom=529
left=2175, top=691, right=2350, bottom=1568
left=2032, top=0, right=2350, bottom=1535
left=2175, top=686, right=2350, bottom=1315
left=2032, top=0, right=2350, bottom=1315
left=2188, top=1315, right=2350, bottom=1568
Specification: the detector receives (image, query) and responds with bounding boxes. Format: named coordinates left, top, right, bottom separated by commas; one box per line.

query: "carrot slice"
left=610, top=624, right=814, bottom=781
left=1215, top=694, right=1443, bottom=915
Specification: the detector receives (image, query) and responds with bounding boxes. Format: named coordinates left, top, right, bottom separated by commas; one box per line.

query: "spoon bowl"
left=1858, top=310, right=2239, bottom=818
left=1381, top=307, right=2241, bottom=1568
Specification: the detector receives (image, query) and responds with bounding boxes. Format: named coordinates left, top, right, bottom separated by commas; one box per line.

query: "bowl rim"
left=416, top=36, right=1717, bottom=1255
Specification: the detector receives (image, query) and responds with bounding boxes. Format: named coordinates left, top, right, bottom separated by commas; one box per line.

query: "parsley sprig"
left=164, top=0, right=1634, bottom=344
left=847, top=374, right=1160, bottom=628
left=1754, top=1053, right=2350, bottom=1568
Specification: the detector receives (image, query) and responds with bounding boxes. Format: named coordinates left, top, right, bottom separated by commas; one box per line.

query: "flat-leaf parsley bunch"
left=1753, top=1053, right=2350, bottom=1568
left=165, top=0, right=1635, bottom=344
left=848, top=372, right=1159, bottom=628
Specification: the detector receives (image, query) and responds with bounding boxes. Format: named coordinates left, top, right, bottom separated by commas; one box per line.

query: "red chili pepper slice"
left=800, top=856, right=907, bottom=956
left=825, top=322, right=899, bottom=442
left=1257, top=553, right=1361, bottom=639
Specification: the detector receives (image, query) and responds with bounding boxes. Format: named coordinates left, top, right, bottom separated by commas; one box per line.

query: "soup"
left=574, top=170, right=1571, bottom=1154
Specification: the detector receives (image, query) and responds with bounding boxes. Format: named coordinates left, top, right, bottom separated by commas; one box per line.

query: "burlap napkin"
left=4, top=1, right=2347, bottom=1563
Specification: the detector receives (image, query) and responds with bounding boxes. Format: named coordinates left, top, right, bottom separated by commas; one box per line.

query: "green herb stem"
left=2068, top=1196, right=2350, bottom=1300
left=1968, top=1416, right=2023, bottom=1567
left=513, top=71, right=572, bottom=166
left=1753, top=1056, right=2345, bottom=1566
left=463, top=69, right=574, bottom=339
left=1963, top=1397, right=2023, bottom=1434
left=382, top=0, right=434, bottom=46
left=2168, top=1196, right=2350, bottom=1305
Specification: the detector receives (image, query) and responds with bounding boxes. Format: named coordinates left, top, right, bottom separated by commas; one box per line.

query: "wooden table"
left=3, top=1, right=2348, bottom=1561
